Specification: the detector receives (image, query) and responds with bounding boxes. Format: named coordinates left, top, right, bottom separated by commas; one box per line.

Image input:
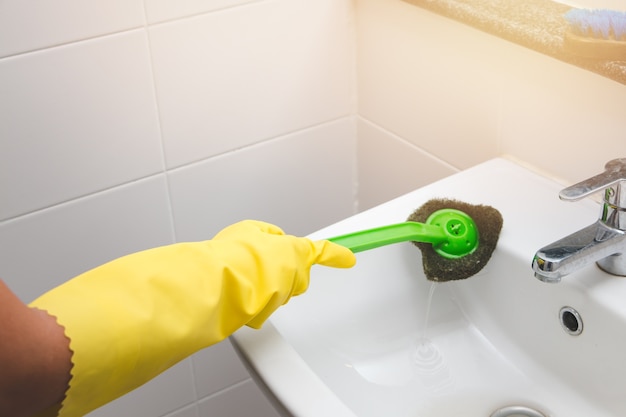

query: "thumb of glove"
left=245, top=238, right=356, bottom=329
left=311, top=239, right=357, bottom=269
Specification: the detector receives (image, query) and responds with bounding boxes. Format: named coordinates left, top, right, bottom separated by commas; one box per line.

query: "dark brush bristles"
left=407, top=198, right=503, bottom=282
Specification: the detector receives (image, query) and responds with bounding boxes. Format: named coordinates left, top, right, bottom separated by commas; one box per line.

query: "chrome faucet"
left=532, top=158, right=626, bottom=283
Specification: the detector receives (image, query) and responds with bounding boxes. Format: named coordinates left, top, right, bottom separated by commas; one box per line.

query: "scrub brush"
left=327, top=198, right=503, bottom=282
left=563, top=8, right=626, bottom=60
left=407, top=199, right=502, bottom=282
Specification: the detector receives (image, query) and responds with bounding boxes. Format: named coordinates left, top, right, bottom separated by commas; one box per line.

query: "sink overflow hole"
left=490, top=405, right=548, bottom=417
left=560, top=306, right=583, bottom=336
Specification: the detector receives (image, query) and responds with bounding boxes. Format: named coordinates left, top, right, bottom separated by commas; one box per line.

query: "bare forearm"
left=0, top=280, right=72, bottom=417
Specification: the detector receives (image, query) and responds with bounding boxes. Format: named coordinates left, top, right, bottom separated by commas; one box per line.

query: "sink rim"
left=233, top=322, right=358, bottom=417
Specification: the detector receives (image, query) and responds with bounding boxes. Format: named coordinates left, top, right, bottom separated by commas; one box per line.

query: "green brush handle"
left=327, top=222, right=446, bottom=253
left=327, top=209, right=479, bottom=259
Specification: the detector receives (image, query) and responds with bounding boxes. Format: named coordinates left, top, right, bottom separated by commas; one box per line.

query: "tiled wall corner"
left=356, top=0, right=501, bottom=173
left=356, top=118, right=457, bottom=211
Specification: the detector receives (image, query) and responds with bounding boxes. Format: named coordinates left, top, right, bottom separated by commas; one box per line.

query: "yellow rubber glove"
left=29, top=220, right=356, bottom=417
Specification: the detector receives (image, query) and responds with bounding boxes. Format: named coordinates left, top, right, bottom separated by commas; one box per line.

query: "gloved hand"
left=29, top=220, right=356, bottom=417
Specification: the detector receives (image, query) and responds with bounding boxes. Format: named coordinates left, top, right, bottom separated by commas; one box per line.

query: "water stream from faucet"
left=411, top=282, right=454, bottom=393
left=421, top=282, right=437, bottom=338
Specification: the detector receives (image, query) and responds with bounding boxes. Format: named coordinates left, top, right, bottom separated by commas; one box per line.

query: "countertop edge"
left=401, top=0, right=626, bottom=85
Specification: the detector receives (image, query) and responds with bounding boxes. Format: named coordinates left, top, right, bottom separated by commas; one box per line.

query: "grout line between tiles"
left=196, top=378, right=253, bottom=403
left=357, top=115, right=461, bottom=172
left=0, top=26, right=146, bottom=61
left=1, top=113, right=354, bottom=226
left=0, top=118, right=352, bottom=226
left=158, top=402, right=200, bottom=417
left=0, top=1, right=267, bottom=61
left=142, top=0, right=179, bottom=245
left=165, top=114, right=354, bottom=175
left=0, top=172, right=166, bottom=225
left=145, top=0, right=267, bottom=28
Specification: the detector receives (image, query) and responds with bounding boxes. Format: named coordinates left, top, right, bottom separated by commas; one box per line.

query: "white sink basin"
left=232, top=158, right=626, bottom=417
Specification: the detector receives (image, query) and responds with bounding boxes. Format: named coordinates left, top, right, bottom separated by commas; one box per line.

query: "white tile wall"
left=1, top=0, right=355, bottom=416
left=0, top=176, right=174, bottom=302
left=87, top=359, right=196, bottom=417
left=144, top=0, right=258, bottom=24
left=0, top=0, right=145, bottom=57
left=168, top=119, right=356, bottom=241
left=356, top=118, right=457, bottom=211
left=356, top=0, right=501, bottom=173
left=0, top=30, right=163, bottom=221
left=149, top=0, right=354, bottom=168
left=163, top=404, right=200, bottom=417
left=192, top=340, right=250, bottom=399
left=197, top=380, right=281, bottom=417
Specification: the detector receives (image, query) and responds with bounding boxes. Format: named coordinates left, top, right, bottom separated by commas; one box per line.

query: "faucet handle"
left=559, top=158, right=626, bottom=203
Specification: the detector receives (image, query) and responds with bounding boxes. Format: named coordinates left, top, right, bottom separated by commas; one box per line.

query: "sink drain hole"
left=560, top=306, right=583, bottom=336
left=490, top=405, right=547, bottom=417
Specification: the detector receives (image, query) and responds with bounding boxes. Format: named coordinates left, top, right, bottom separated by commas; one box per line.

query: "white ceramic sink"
left=232, top=158, right=626, bottom=417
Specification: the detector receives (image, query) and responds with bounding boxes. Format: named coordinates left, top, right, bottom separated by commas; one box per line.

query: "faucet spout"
left=532, top=221, right=626, bottom=283
left=532, top=158, right=626, bottom=282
